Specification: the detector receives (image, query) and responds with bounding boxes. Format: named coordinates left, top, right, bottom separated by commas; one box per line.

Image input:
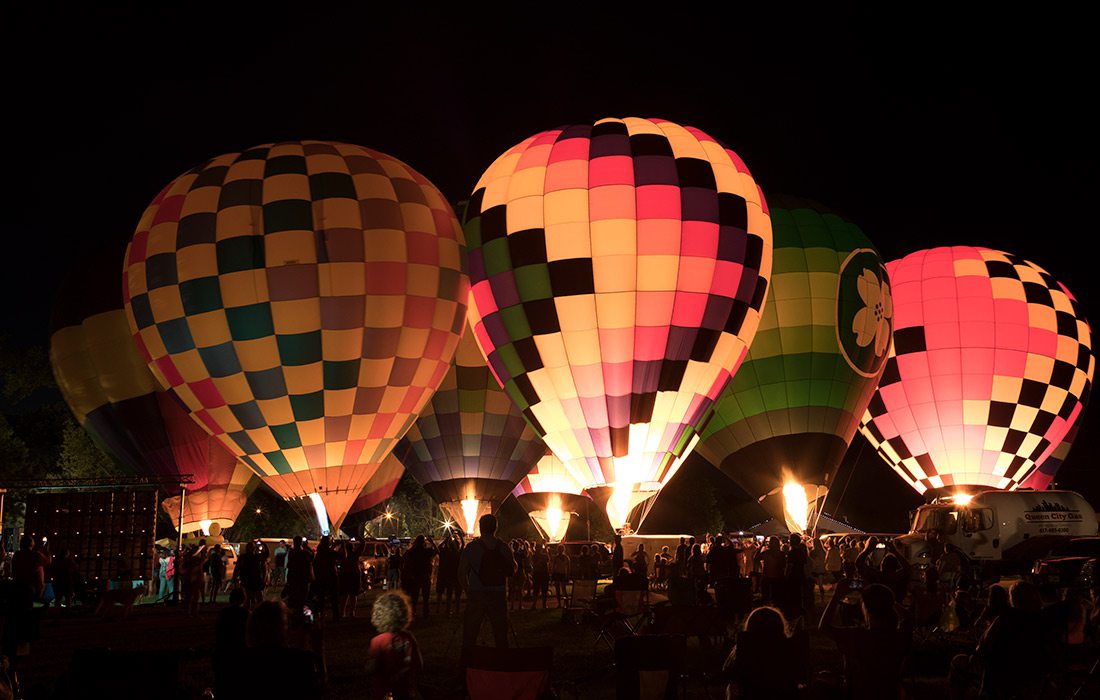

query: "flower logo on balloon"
left=853, top=269, right=893, bottom=356
left=836, top=249, right=892, bottom=378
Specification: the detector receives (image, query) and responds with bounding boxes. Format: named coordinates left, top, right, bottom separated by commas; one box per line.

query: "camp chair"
left=615, top=633, right=686, bottom=700
left=463, top=645, right=553, bottom=700
left=594, top=589, right=648, bottom=650
left=563, top=579, right=598, bottom=624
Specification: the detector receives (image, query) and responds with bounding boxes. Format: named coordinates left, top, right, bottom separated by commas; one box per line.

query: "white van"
left=897, top=490, right=1098, bottom=572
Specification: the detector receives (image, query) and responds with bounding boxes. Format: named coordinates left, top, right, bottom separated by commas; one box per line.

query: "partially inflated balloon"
left=463, top=117, right=771, bottom=530
left=511, top=453, right=590, bottom=542
left=696, top=207, right=892, bottom=530
left=50, top=249, right=256, bottom=532
left=859, top=247, right=1093, bottom=496
left=398, top=327, right=546, bottom=535
left=123, top=141, right=468, bottom=530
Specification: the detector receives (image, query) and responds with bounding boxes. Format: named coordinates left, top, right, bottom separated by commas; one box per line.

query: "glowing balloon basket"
left=440, top=499, right=494, bottom=537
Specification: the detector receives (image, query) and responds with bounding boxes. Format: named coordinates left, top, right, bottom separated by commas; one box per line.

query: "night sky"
left=3, top=6, right=1096, bottom=528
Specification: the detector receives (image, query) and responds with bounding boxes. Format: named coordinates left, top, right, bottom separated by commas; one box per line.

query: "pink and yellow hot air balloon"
left=123, top=141, right=468, bottom=531
left=462, top=117, right=772, bottom=531
left=859, top=246, right=1093, bottom=497
left=511, top=453, right=590, bottom=543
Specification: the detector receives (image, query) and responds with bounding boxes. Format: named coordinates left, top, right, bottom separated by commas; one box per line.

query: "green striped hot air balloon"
left=696, top=204, right=892, bottom=531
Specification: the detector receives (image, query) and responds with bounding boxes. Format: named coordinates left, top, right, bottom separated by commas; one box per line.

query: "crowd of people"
left=4, top=524, right=1100, bottom=699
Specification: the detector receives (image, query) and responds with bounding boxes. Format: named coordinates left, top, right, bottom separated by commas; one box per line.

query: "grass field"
left=13, top=585, right=962, bottom=699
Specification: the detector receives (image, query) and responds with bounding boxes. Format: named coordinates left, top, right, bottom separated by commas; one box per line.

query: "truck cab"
left=897, top=490, right=1097, bottom=573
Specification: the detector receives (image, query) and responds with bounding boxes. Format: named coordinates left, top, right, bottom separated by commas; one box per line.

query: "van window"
left=912, top=507, right=956, bottom=534
left=962, top=508, right=994, bottom=532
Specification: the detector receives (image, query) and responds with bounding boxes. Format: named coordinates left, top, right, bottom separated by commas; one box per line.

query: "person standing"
left=457, top=514, right=516, bottom=648
left=10, top=535, right=50, bottom=601
left=435, top=533, right=462, bottom=616
left=286, top=536, right=314, bottom=609
left=611, top=534, right=624, bottom=574
left=551, top=544, right=571, bottom=606
left=338, top=540, right=364, bottom=619
left=757, top=537, right=786, bottom=605
left=783, top=533, right=809, bottom=619
left=272, top=540, right=289, bottom=590
left=402, top=535, right=436, bottom=619
left=234, top=542, right=266, bottom=610
left=631, top=544, right=648, bottom=587
left=386, top=546, right=403, bottom=591
left=675, top=537, right=689, bottom=578
left=530, top=543, right=551, bottom=609
left=312, top=536, right=341, bottom=622
left=49, top=548, right=79, bottom=610
left=207, top=546, right=227, bottom=605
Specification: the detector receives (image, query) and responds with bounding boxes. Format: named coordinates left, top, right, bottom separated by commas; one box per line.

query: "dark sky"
left=3, top=6, right=1096, bottom=525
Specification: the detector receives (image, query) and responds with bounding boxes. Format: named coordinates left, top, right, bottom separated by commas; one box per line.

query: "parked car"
left=1031, top=536, right=1100, bottom=589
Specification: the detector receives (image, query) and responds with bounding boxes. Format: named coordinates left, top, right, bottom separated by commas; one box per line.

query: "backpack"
left=478, top=540, right=513, bottom=587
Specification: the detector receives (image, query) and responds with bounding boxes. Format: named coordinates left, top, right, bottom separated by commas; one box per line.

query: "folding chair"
left=594, top=589, right=648, bottom=650
left=563, top=579, right=598, bottom=624
left=463, top=645, right=553, bottom=700
left=615, top=634, right=686, bottom=700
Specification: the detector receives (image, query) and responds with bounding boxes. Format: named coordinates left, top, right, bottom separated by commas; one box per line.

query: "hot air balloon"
left=50, top=249, right=257, bottom=534
left=695, top=207, right=892, bottom=532
left=123, top=141, right=469, bottom=532
left=511, top=453, right=590, bottom=542
left=463, top=117, right=771, bottom=531
left=859, top=246, right=1093, bottom=497
left=397, top=327, right=547, bottom=535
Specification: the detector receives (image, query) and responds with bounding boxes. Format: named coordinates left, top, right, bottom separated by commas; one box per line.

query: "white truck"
left=896, top=490, right=1098, bottom=574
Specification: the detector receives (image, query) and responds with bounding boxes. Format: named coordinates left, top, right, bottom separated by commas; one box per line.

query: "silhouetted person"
left=214, top=587, right=249, bottom=694
left=219, top=600, right=321, bottom=699
left=756, top=537, right=785, bottom=604
left=977, top=581, right=1056, bottom=699
left=457, top=514, right=516, bottom=648
left=575, top=544, right=598, bottom=581
left=338, top=540, right=364, bottom=619
left=436, top=533, right=462, bottom=615
left=366, top=591, right=423, bottom=700
left=49, top=548, right=79, bottom=610
left=530, top=542, right=550, bottom=609
left=402, top=535, right=436, bottom=618
left=234, top=542, right=265, bottom=610
left=312, top=536, right=340, bottom=622
left=286, top=536, right=314, bottom=609
left=855, top=537, right=911, bottom=604
left=612, top=534, right=624, bottom=573
left=11, top=535, right=49, bottom=601
left=723, top=606, right=808, bottom=699
left=820, top=581, right=912, bottom=700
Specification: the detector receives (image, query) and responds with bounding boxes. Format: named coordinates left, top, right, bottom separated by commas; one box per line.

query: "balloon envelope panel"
left=122, top=141, right=468, bottom=525
left=859, top=246, right=1093, bottom=495
left=697, top=207, right=891, bottom=498
left=463, top=117, right=771, bottom=495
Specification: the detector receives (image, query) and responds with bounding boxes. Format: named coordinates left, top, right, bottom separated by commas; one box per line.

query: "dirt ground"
left=12, top=586, right=960, bottom=699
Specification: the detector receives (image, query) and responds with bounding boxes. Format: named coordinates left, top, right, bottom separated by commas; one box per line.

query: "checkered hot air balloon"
left=511, top=453, right=591, bottom=543
left=123, top=141, right=469, bottom=531
left=463, top=117, right=772, bottom=531
left=859, top=246, right=1093, bottom=497
left=50, top=248, right=257, bottom=534
left=397, top=326, right=547, bottom=536
left=696, top=207, right=892, bottom=532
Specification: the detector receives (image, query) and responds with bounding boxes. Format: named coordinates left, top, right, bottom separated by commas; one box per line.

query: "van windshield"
left=912, top=507, right=958, bottom=534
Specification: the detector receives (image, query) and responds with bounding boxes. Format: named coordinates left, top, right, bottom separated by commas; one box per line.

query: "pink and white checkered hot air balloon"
left=462, top=117, right=772, bottom=531
left=859, top=246, right=1093, bottom=497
